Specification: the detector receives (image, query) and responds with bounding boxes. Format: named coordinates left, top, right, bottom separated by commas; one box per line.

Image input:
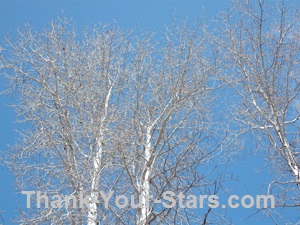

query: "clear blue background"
left=0, top=0, right=299, bottom=224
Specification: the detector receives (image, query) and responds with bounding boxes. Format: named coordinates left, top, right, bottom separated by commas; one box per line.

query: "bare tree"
left=1, top=18, right=132, bottom=224
left=115, top=21, right=227, bottom=224
left=1, top=17, right=229, bottom=224
left=217, top=0, right=300, bottom=223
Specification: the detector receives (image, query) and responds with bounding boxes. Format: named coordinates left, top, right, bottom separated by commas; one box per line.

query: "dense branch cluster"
left=0, top=0, right=299, bottom=224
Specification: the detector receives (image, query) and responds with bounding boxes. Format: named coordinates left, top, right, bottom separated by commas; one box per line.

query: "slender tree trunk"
left=87, top=136, right=103, bottom=225
left=87, top=86, right=112, bottom=224
left=137, top=126, right=152, bottom=225
left=276, top=126, right=300, bottom=185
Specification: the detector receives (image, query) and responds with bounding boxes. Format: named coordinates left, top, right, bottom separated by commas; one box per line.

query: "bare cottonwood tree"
left=217, top=0, right=300, bottom=223
left=111, top=21, right=229, bottom=224
left=1, top=18, right=132, bottom=224
left=1, top=17, right=229, bottom=224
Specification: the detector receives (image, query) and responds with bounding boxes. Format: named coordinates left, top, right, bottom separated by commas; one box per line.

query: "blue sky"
left=0, top=0, right=299, bottom=224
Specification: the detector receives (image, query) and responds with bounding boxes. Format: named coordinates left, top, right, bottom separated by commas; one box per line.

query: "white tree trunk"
left=277, top=128, right=300, bottom=186
left=137, top=126, right=152, bottom=225
left=87, top=85, right=112, bottom=224
left=87, top=137, right=102, bottom=225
